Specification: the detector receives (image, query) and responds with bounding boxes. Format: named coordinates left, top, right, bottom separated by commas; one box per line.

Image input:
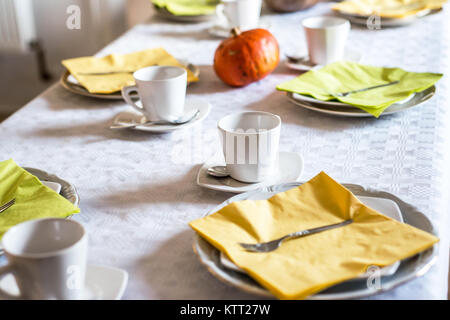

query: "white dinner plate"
left=193, top=182, right=438, bottom=299
left=219, top=195, right=403, bottom=278
left=111, top=99, right=211, bottom=133
left=337, top=9, right=436, bottom=28
left=0, top=265, right=128, bottom=300
left=286, top=85, right=436, bottom=117
left=285, top=49, right=362, bottom=72
left=197, top=152, right=304, bottom=193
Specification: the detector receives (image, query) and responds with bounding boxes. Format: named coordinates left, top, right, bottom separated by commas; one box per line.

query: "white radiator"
left=0, top=0, right=36, bottom=52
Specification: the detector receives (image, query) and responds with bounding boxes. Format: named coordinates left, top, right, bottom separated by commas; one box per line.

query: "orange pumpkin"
left=214, top=28, right=280, bottom=87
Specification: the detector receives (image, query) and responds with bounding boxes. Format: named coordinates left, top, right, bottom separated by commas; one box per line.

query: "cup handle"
left=0, top=264, right=24, bottom=299
left=215, top=4, right=231, bottom=27
left=121, top=85, right=143, bottom=114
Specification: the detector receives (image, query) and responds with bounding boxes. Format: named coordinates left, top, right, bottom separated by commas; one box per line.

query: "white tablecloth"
left=1, top=3, right=449, bottom=299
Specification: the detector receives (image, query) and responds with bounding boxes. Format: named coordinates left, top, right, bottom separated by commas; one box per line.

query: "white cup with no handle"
left=0, top=218, right=88, bottom=300
left=218, top=111, right=281, bottom=183
left=216, top=0, right=262, bottom=31
left=302, top=16, right=351, bottom=65
left=121, top=65, right=187, bottom=122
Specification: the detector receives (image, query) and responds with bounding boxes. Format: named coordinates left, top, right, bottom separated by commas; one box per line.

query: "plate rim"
left=286, top=85, right=435, bottom=117
left=196, top=152, right=304, bottom=193
left=192, top=181, right=438, bottom=299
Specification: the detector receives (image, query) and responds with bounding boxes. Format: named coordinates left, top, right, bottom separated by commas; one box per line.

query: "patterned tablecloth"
left=0, top=3, right=449, bottom=299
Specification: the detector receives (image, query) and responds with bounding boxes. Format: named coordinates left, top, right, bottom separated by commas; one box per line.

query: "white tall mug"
left=218, top=111, right=281, bottom=183
left=302, top=16, right=351, bottom=65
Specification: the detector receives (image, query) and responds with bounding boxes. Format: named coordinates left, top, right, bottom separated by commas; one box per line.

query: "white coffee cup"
left=216, top=0, right=262, bottom=31
left=218, top=111, right=281, bottom=183
left=122, top=66, right=187, bottom=122
left=302, top=16, right=351, bottom=65
left=0, top=218, right=88, bottom=300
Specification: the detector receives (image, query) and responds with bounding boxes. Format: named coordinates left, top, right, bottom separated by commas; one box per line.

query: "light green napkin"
left=0, top=159, right=80, bottom=238
left=152, top=0, right=219, bottom=15
left=276, top=61, right=443, bottom=117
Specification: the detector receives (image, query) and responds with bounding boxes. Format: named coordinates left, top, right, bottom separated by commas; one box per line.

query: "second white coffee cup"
left=302, top=16, right=350, bottom=65
left=218, top=111, right=281, bottom=183
left=122, top=66, right=187, bottom=122
left=216, top=0, right=262, bottom=31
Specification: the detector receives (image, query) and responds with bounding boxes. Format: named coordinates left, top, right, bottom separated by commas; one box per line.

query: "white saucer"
left=112, top=99, right=211, bottom=133
left=197, top=152, right=303, bottom=193
left=208, top=21, right=271, bottom=38
left=285, top=49, right=362, bottom=72
left=219, top=195, right=402, bottom=278
left=0, top=265, right=128, bottom=300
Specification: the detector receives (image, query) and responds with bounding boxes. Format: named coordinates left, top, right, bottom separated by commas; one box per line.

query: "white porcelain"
left=302, top=16, right=351, bottom=65
left=286, top=86, right=436, bottom=118
left=0, top=265, right=128, bottom=300
left=216, top=0, right=262, bottom=31
left=219, top=195, right=403, bottom=277
left=112, top=99, right=210, bottom=133
left=193, top=182, right=438, bottom=299
left=208, top=20, right=271, bottom=38
left=42, top=181, right=62, bottom=194
left=218, top=111, right=281, bottom=183
left=122, top=66, right=187, bottom=122
left=0, top=218, right=87, bottom=299
left=285, top=48, right=362, bottom=72
left=197, top=151, right=303, bottom=193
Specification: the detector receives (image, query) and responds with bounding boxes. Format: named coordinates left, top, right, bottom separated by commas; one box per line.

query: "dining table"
left=0, top=3, right=448, bottom=299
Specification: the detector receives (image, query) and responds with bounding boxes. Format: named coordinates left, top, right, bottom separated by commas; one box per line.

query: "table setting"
left=0, top=0, right=449, bottom=301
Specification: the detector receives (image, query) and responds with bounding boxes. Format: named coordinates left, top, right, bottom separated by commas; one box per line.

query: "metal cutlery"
left=207, top=166, right=229, bottom=178
left=0, top=198, right=15, bottom=215
left=239, top=219, right=353, bottom=253
left=110, top=109, right=200, bottom=130
left=333, top=80, right=400, bottom=97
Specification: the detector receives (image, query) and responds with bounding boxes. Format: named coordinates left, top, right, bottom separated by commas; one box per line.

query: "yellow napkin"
left=276, top=61, right=442, bottom=117
left=0, top=159, right=80, bottom=238
left=152, top=0, right=219, bottom=16
left=62, top=48, right=199, bottom=94
left=190, top=172, right=439, bottom=299
left=332, top=0, right=447, bottom=19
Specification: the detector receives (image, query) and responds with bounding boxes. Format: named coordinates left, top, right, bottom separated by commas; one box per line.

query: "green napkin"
left=0, top=159, right=80, bottom=238
left=152, top=0, right=219, bottom=16
left=276, top=61, right=443, bottom=117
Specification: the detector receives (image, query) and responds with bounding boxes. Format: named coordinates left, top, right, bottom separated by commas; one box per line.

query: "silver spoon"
left=110, top=109, right=199, bottom=129
left=207, top=166, right=229, bottom=178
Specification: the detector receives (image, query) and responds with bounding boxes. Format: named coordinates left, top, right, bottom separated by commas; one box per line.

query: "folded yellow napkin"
left=332, top=0, right=447, bottom=19
left=276, top=61, right=442, bottom=117
left=62, top=48, right=199, bottom=94
left=152, top=0, right=219, bottom=16
left=190, top=172, right=439, bottom=299
left=0, top=159, right=80, bottom=238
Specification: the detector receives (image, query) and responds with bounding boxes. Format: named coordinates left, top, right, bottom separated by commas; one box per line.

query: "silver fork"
left=334, top=81, right=400, bottom=97
left=239, top=219, right=353, bottom=253
left=0, top=198, right=16, bottom=215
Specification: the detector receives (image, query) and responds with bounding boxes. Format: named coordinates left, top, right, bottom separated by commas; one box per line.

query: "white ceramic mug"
left=302, top=16, right=350, bottom=65
left=0, top=218, right=88, bottom=300
left=122, top=66, right=187, bottom=122
left=216, top=0, right=262, bottom=31
left=218, top=111, right=281, bottom=183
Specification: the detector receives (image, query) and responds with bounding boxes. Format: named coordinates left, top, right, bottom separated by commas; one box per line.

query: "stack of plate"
left=153, top=4, right=216, bottom=23
left=193, top=182, right=438, bottom=299
left=59, top=62, right=200, bottom=100
left=285, top=85, right=436, bottom=117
